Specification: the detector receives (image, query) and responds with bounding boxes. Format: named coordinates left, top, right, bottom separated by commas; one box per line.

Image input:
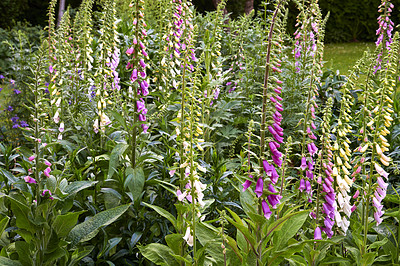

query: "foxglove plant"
left=93, top=0, right=118, bottom=135
left=330, top=62, right=359, bottom=234
left=293, top=0, right=324, bottom=204
left=314, top=97, right=336, bottom=238
left=358, top=31, right=399, bottom=255
left=374, top=0, right=394, bottom=73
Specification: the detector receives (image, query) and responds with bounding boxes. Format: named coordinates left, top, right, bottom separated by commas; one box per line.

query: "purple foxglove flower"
left=263, top=160, right=273, bottom=176
left=270, top=96, right=277, bottom=103
left=140, top=71, right=146, bottom=78
left=24, top=176, right=37, bottom=184
left=306, top=170, right=313, bottom=179
left=272, top=155, right=282, bottom=168
left=42, top=189, right=54, bottom=200
left=242, top=175, right=253, bottom=192
left=45, top=160, right=52, bottom=167
left=44, top=167, right=51, bottom=178
left=139, top=114, right=146, bottom=121
left=305, top=180, right=311, bottom=193
left=139, top=59, right=146, bottom=68
left=374, top=212, right=383, bottom=225
left=353, top=190, right=360, bottom=199
left=267, top=184, right=281, bottom=208
left=126, top=47, right=134, bottom=55
left=262, top=200, right=272, bottom=219
left=255, top=177, right=264, bottom=198
left=275, top=95, right=283, bottom=101
left=270, top=167, right=279, bottom=184
left=314, top=227, right=322, bottom=240
left=299, top=179, right=306, bottom=191
left=137, top=99, right=145, bottom=112
left=308, top=161, right=314, bottom=171
left=140, top=124, right=148, bottom=133
left=269, top=142, right=277, bottom=152
left=276, top=105, right=283, bottom=112
left=300, top=157, right=307, bottom=170
left=142, top=49, right=148, bottom=57
left=377, top=176, right=388, bottom=189
left=29, top=155, right=35, bottom=162
left=130, top=69, right=138, bottom=82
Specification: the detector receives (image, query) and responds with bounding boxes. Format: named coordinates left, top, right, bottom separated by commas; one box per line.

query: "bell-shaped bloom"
left=183, top=227, right=194, bottom=247
left=126, top=47, right=134, bottom=55
left=300, top=157, right=307, bottom=170
left=299, top=179, right=306, bottom=191
left=314, top=227, right=322, bottom=240
left=242, top=175, right=253, bottom=192
left=374, top=163, right=389, bottom=179
left=28, top=155, right=35, bottom=162
left=43, top=167, right=51, bottom=178
left=130, top=69, right=138, bottom=82
left=267, top=184, right=281, bottom=209
left=262, top=200, right=272, bottom=219
left=255, top=177, right=264, bottom=198
left=263, top=160, right=274, bottom=176
left=305, top=180, right=311, bottom=193
left=24, top=176, right=37, bottom=184
left=270, top=167, right=279, bottom=184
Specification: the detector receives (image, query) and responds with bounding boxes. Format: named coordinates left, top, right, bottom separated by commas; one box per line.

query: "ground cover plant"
left=0, top=0, right=399, bottom=265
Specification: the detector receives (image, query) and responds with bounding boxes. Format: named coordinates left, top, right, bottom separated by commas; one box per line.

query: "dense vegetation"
left=0, top=0, right=399, bottom=265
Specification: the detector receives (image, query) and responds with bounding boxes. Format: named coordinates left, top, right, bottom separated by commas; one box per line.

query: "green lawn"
left=323, top=42, right=376, bottom=74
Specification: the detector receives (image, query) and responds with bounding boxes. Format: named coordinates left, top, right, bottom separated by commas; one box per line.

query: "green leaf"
left=272, top=211, right=309, bottom=251
left=0, top=217, right=10, bottom=237
left=0, top=257, right=23, bottom=266
left=68, top=246, right=94, bottom=266
left=53, top=211, right=84, bottom=238
left=108, top=143, right=129, bottom=179
left=64, top=181, right=97, bottom=199
left=67, top=204, right=130, bottom=246
left=320, top=257, right=351, bottom=265
left=16, top=241, right=32, bottom=266
left=361, top=252, right=376, bottom=266
left=110, top=110, right=127, bottom=130
left=368, top=238, right=388, bottom=251
left=225, top=208, right=256, bottom=250
left=7, top=195, right=34, bottom=233
left=142, top=202, right=176, bottom=229
left=165, top=234, right=183, bottom=255
left=125, top=167, right=145, bottom=202
left=139, top=243, right=178, bottom=266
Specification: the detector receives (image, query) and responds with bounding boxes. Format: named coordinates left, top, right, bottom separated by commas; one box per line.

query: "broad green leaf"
left=0, top=257, right=23, bottom=266
left=125, top=167, right=145, bottom=202
left=225, top=208, right=256, bottom=249
left=0, top=217, right=10, bottom=237
left=44, top=247, right=67, bottom=263
left=139, top=243, right=178, bottom=266
left=97, top=237, right=122, bottom=258
left=273, top=211, right=309, bottom=251
left=68, top=246, right=94, bottom=266
left=16, top=241, right=32, bottom=266
left=108, top=143, right=129, bottom=179
left=142, top=202, right=176, bottom=229
left=165, top=234, right=183, bottom=255
left=361, top=252, right=376, bottom=266
left=67, top=204, right=130, bottom=246
left=320, top=257, right=351, bottom=265
left=368, top=238, right=388, bottom=251
left=7, top=196, right=34, bottom=233
left=53, top=211, right=85, bottom=238
left=64, top=181, right=97, bottom=199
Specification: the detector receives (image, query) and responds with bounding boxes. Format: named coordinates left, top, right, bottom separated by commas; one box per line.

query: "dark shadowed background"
left=0, top=0, right=398, bottom=43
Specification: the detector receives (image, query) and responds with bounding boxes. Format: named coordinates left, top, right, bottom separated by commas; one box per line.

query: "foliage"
left=0, top=0, right=399, bottom=265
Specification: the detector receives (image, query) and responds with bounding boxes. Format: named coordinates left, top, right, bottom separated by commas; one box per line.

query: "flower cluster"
left=374, top=0, right=394, bottom=73
left=127, top=0, right=150, bottom=133
left=316, top=98, right=337, bottom=238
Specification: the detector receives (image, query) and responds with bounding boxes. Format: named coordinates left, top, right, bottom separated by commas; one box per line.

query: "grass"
left=323, top=42, right=376, bottom=74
